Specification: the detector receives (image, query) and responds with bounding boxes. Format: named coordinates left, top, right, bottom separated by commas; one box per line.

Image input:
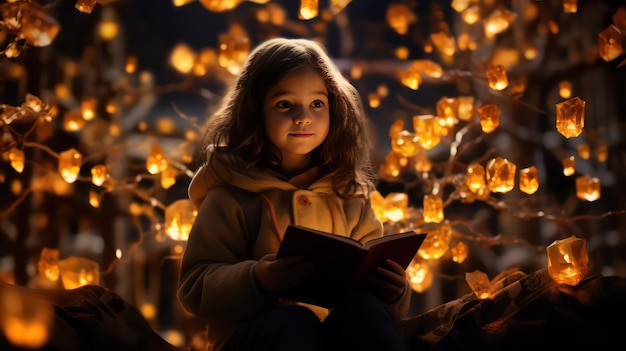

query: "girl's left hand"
left=365, top=259, right=407, bottom=304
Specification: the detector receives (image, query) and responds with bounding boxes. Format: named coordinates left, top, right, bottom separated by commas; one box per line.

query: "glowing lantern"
left=8, top=148, right=25, bottom=173
left=413, top=115, right=442, bottom=150
left=412, top=60, right=443, bottom=78
left=88, top=190, right=100, bottom=208
left=562, top=0, right=577, bottom=13
left=218, top=33, right=250, bottom=76
left=595, top=143, right=608, bottom=162
left=407, top=259, right=433, bottom=293
left=576, top=175, right=601, bottom=202
left=98, top=19, right=119, bottom=41
left=58, top=148, right=82, bottom=183
left=19, top=4, right=60, bottom=47
left=146, top=144, right=167, bottom=175
left=519, top=166, right=539, bottom=194
left=477, top=103, right=500, bottom=133
left=423, top=194, right=444, bottom=223
left=466, top=163, right=486, bottom=193
left=430, top=31, right=456, bottom=57
left=161, top=165, right=177, bottom=189
left=199, top=0, right=242, bottom=12
left=58, top=257, right=100, bottom=289
left=556, top=96, right=585, bottom=138
left=559, top=80, right=572, bottom=99
left=379, top=151, right=406, bottom=178
left=465, top=270, right=492, bottom=299
left=391, top=130, right=420, bottom=157
left=368, top=92, right=380, bottom=109
left=598, top=25, right=623, bottom=62
left=451, top=0, right=470, bottom=12
left=457, top=96, right=475, bottom=121
left=546, top=236, right=588, bottom=286
left=80, top=96, right=97, bottom=121
left=395, top=46, right=410, bottom=60
left=386, top=3, right=415, bottom=35
left=0, top=284, right=53, bottom=349
left=399, top=66, right=422, bottom=90
left=483, top=8, right=516, bottom=39
left=461, top=5, right=480, bottom=25
left=418, top=224, right=452, bottom=260
left=486, top=157, right=516, bottom=193
left=170, top=43, right=196, bottom=74
left=63, top=109, right=84, bottom=132
left=91, top=164, right=107, bottom=186
left=562, top=156, right=575, bottom=176
left=164, top=199, right=197, bottom=241
left=125, top=55, right=138, bottom=73
left=37, top=247, right=60, bottom=282
left=487, top=65, right=509, bottom=91
left=299, top=0, right=318, bottom=20
left=436, top=97, right=458, bottom=127
left=451, top=241, right=468, bottom=263
left=414, top=151, right=432, bottom=173
left=577, top=143, right=590, bottom=160
left=75, top=0, right=97, bottom=13
left=370, top=191, right=408, bottom=223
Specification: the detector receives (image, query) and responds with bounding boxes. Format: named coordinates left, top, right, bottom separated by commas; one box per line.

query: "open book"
left=275, top=224, right=427, bottom=308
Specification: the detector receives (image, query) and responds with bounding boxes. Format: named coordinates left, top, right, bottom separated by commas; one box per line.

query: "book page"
left=357, top=231, right=426, bottom=279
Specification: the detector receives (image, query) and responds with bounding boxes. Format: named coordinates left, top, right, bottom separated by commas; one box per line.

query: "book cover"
left=275, top=224, right=427, bottom=308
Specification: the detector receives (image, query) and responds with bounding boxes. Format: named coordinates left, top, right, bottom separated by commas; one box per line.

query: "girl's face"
left=263, top=67, right=330, bottom=175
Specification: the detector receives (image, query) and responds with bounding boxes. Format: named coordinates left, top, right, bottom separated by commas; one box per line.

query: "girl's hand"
left=365, top=259, right=407, bottom=304
left=253, top=254, right=314, bottom=294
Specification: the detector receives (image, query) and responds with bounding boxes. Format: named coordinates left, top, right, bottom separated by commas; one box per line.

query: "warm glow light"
left=486, top=157, right=516, bottom=193
left=147, top=144, right=167, bottom=175
left=413, top=115, right=442, bottom=150
left=0, top=285, right=53, bottom=349
left=465, top=270, right=493, bottom=299
left=98, top=20, right=119, bottom=41
left=299, top=0, right=319, bottom=20
left=58, top=148, right=83, bottom=183
left=370, top=191, right=408, bottom=223
left=218, top=33, right=250, bottom=75
left=562, top=156, right=575, bottom=176
left=556, top=96, right=585, bottom=138
left=407, top=259, right=433, bottom=293
left=547, top=236, right=588, bottom=286
left=170, top=43, right=197, bottom=74
left=391, top=130, right=420, bottom=157
left=386, top=3, right=415, bottom=35
left=477, top=103, right=500, bottom=133
left=519, top=166, right=539, bottom=194
left=58, top=257, right=100, bottom=289
left=423, top=194, right=444, bottom=223
left=418, top=225, right=452, bottom=260
left=165, top=199, right=197, bottom=241
left=576, top=175, right=601, bottom=201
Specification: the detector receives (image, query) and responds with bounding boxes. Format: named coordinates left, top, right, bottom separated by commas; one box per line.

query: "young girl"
left=177, top=37, right=411, bottom=351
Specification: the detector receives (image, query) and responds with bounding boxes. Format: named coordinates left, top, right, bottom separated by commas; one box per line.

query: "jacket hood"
left=188, top=148, right=340, bottom=209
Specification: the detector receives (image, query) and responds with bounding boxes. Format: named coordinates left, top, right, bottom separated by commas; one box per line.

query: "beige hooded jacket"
left=176, top=151, right=412, bottom=350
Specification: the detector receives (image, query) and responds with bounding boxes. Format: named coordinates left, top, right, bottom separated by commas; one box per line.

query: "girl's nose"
left=294, top=109, right=312, bottom=125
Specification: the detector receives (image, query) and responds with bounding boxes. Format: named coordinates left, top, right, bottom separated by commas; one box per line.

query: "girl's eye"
left=276, top=100, right=292, bottom=109
left=311, top=100, right=325, bottom=108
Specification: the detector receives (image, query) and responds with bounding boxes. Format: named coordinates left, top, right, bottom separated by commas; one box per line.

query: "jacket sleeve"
left=176, top=186, right=275, bottom=322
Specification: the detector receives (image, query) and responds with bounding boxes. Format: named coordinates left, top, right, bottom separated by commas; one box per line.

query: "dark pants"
left=223, top=292, right=405, bottom=351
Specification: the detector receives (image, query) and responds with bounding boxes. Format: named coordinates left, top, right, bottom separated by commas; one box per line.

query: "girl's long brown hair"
left=200, top=37, right=375, bottom=197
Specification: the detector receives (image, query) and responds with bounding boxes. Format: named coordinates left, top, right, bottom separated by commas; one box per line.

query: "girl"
left=177, top=37, right=411, bottom=351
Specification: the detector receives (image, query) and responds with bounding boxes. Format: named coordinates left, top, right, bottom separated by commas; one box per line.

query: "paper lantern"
left=546, top=236, right=588, bottom=286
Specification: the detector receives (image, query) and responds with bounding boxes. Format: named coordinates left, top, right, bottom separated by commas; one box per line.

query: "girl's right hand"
left=253, top=254, right=314, bottom=293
